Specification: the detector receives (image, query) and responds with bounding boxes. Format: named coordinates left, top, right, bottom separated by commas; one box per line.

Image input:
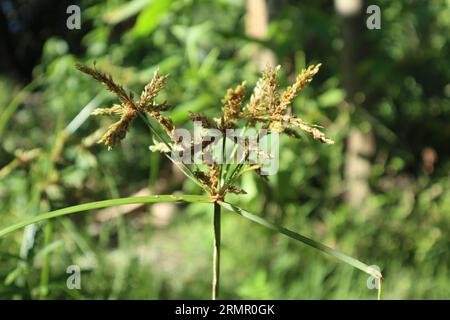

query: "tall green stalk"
left=39, top=222, right=52, bottom=299
left=212, top=202, right=221, bottom=300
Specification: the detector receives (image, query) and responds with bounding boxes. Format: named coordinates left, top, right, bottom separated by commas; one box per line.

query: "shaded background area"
left=0, top=0, right=449, bottom=299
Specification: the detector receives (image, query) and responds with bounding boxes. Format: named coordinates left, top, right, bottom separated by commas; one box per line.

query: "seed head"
left=77, top=64, right=172, bottom=148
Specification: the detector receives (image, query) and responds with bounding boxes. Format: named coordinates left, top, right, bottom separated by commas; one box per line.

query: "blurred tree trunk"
left=335, top=0, right=375, bottom=208
left=245, top=0, right=276, bottom=69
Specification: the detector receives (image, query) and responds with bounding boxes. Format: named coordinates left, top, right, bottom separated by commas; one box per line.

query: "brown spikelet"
left=222, top=82, right=246, bottom=126
left=287, top=117, right=334, bottom=144
left=98, top=108, right=138, bottom=150
left=77, top=64, right=173, bottom=148
left=76, top=64, right=140, bottom=149
left=276, top=63, right=321, bottom=114
left=140, top=69, right=169, bottom=111
left=76, top=64, right=134, bottom=106
left=153, top=102, right=172, bottom=112
left=155, top=114, right=174, bottom=133
left=209, top=163, right=220, bottom=192
left=240, top=63, right=333, bottom=144
left=194, top=169, right=211, bottom=185
left=246, top=65, right=280, bottom=117
left=91, top=104, right=124, bottom=116
left=188, top=112, right=217, bottom=129
left=265, top=65, right=280, bottom=111
left=283, top=127, right=302, bottom=139
left=227, top=185, right=247, bottom=195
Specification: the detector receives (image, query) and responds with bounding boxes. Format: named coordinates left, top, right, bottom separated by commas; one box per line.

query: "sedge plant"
left=0, top=63, right=383, bottom=299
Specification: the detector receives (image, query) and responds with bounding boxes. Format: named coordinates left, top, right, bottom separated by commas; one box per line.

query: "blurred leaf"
left=104, top=0, right=153, bottom=25
left=171, top=94, right=215, bottom=123
left=132, top=0, right=174, bottom=37
left=318, top=88, right=346, bottom=108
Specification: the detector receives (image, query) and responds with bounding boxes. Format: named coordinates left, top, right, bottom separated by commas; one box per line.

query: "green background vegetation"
left=0, top=0, right=449, bottom=299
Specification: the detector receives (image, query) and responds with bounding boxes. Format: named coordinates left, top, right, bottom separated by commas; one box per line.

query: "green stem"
left=39, top=222, right=52, bottom=299
left=378, top=278, right=384, bottom=300
left=212, top=202, right=221, bottom=300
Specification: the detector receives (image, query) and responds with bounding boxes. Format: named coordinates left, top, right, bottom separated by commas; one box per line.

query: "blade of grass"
left=219, top=201, right=383, bottom=280
left=65, top=92, right=106, bottom=134
left=0, top=195, right=212, bottom=239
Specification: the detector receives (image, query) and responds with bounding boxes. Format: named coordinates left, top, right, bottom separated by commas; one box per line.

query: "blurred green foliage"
left=0, top=0, right=449, bottom=299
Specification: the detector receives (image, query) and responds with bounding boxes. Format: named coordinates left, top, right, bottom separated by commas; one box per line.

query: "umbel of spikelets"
left=243, top=63, right=334, bottom=144
left=76, top=63, right=173, bottom=149
left=190, top=63, right=334, bottom=144
left=76, top=62, right=333, bottom=197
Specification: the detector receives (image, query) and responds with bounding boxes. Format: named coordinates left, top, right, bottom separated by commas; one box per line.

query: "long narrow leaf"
left=219, top=201, right=382, bottom=280
left=0, top=195, right=211, bottom=238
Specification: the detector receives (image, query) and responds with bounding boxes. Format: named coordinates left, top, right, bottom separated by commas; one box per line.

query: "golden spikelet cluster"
left=171, top=64, right=333, bottom=198
left=247, top=65, right=280, bottom=117
left=77, top=62, right=333, bottom=199
left=184, top=63, right=333, bottom=145
left=194, top=163, right=220, bottom=193
left=139, top=71, right=168, bottom=110
left=76, top=64, right=135, bottom=106
left=242, top=63, right=334, bottom=144
left=76, top=64, right=173, bottom=149
left=221, top=82, right=246, bottom=129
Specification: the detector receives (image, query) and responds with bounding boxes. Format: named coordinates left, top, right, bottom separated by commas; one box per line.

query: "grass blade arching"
left=219, top=201, right=383, bottom=280
left=0, top=195, right=212, bottom=239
